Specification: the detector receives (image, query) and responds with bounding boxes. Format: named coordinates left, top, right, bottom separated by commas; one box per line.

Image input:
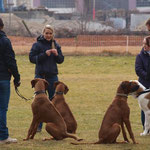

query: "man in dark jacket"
left=135, top=36, right=150, bottom=131
left=0, top=18, right=20, bottom=144
left=29, top=24, right=64, bottom=132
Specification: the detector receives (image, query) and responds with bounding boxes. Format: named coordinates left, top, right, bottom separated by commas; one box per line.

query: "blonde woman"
left=29, top=25, right=64, bottom=132
left=135, top=36, right=150, bottom=132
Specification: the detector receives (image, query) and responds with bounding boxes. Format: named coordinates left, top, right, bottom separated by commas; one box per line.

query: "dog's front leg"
left=24, top=117, right=37, bottom=140
left=30, top=122, right=39, bottom=139
left=140, top=112, right=150, bottom=136
left=121, top=122, right=129, bottom=143
left=124, top=118, right=137, bottom=144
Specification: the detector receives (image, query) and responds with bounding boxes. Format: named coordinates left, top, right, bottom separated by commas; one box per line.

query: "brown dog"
left=52, top=81, right=77, bottom=134
left=72, top=81, right=138, bottom=144
left=24, top=78, right=81, bottom=141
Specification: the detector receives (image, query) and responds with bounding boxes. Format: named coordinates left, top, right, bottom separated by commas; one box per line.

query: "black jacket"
left=29, top=35, right=64, bottom=77
left=135, top=48, right=150, bottom=88
left=0, top=30, right=20, bottom=81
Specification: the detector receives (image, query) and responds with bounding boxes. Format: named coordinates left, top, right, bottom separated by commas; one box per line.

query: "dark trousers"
left=141, top=110, right=145, bottom=129
left=0, top=80, right=10, bottom=140
left=35, top=75, right=58, bottom=130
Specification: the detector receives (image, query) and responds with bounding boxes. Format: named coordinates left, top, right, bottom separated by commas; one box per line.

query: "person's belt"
left=40, top=73, right=56, bottom=78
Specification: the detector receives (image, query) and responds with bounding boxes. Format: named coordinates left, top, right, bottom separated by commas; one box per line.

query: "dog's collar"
left=136, top=89, right=150, bottom=98
left=55, top=91, right=64, bottom=95
left=116, top=93, right=128, bottom=98
left=34, top=90, right=46, bottom=95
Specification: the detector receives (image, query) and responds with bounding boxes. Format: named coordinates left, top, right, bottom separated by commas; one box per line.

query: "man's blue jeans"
left=0, top=80, right=10, bottom=140
left=35, top=75, right=58, bottom=130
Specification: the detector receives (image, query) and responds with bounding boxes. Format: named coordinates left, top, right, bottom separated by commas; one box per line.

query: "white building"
left=7, top=0, right=33, bottom=8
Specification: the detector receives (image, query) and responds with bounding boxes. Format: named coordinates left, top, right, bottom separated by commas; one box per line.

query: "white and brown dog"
left=130, top=80, right=150, bottom=136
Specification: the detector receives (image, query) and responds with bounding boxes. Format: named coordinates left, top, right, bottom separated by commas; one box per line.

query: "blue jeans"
left=35, top=75, right=58, bottom=130
left=0, top=80, right=10, bottom=140
left=35, top=75, right=58, bottom=100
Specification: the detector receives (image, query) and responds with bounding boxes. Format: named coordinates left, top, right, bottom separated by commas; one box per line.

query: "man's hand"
left=14, top=79, right=21, bottom=88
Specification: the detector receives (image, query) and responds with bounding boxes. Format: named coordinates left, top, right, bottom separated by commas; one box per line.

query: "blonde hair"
left=42, top=24, right=54, bottom=34
left=43, top=24, right=55, bottom=48
left=145, top=36, right=150, bottom=47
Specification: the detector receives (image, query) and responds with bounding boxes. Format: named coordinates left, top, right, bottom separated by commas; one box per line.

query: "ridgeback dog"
left=52, top=81, right=77, bottom=134
left=72, top=81, right=138, bottom=144
left=24, top=78, right=81, bottom=141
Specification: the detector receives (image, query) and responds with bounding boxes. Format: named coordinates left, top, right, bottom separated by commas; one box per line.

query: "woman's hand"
left=51, top=49, right=58, bottom=56
left=45, top=50, right=52, bottom=56
left=46, top=49, right=58, bottom=56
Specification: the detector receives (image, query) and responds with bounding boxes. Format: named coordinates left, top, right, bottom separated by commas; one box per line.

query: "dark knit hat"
left=0, top=18, right=4, bottom=27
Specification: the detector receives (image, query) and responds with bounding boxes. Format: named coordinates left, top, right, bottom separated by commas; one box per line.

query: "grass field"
left=1, top=55, right=150, bottom=150
left=13, top=46, right=142, bottom=55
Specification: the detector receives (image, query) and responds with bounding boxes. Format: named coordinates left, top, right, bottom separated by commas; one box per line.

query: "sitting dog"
left=52, top=81, right=77, bottom=134
left=24, top=78, right=81, bottom=141
left=130, top=80, right=150, bottom=136
left=72, top=81, right=138, bottom=144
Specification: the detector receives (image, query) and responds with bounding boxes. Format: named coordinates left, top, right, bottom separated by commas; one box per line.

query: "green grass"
left=1, top=55, right=148, bottom=150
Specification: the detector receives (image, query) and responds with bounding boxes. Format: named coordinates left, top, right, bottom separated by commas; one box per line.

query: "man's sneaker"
left=0, top=137, right=17, bottom=144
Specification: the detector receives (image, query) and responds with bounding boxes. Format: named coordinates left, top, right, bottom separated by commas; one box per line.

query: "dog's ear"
left=131, top=85, right=139, bottom=92
left=53, top=81, right=60, bottom=88
left=120, top=81, right=129, bottom=90
left=130, top=82, right=139, bottom=92
left=64, top=85, right=69, bottom=94
left=43, top=79, right=49, bottom=90
left=31, top=79, right=38, bottom=88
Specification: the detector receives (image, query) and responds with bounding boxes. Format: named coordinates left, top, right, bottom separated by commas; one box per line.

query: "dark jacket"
left=135, top=48, right=150, bottom=88
left=0, top=30, right=20, bottom=81
left=29, top=35, right=64, bottom=77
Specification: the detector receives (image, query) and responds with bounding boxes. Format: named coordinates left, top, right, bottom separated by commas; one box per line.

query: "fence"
left=10, top=35, right=145, bottom=55
left=55, top=35, right=145, bottom=55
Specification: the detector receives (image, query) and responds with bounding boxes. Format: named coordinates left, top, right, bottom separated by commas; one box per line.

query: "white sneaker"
left=0, top=137, right=17, bottom=144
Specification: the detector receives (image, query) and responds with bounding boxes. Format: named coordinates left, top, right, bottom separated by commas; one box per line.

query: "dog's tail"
left=65, top=133, right=83, bottom=141
left=71, top=139, right=103, bottom=145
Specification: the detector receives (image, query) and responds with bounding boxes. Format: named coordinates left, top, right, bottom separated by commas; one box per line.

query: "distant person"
left=0, top=18, right=20, bottom=144
left=29, top=24, right=64, bottom=132
left=146, top=18, right=150, bottom=31
left=135, top=36, right=150, bottom=131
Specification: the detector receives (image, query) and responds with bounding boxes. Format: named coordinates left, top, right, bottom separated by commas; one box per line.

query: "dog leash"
left=15, top=87, right=34, bottom=101
left=136, top=89, right=150, bottom=98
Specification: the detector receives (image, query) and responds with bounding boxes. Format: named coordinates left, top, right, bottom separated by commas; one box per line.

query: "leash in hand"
left=15, top=86, right=34, bottom=101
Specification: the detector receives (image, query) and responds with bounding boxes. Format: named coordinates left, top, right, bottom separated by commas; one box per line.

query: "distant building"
left=75, top=0, right=85, bottom=15
left=75, top=0, right=136, bottom=15
left=95, top=0, right=129, bottom=11
left=137, top=0, right=150, bottom=7
left=15, top=0, right=33, bottom=8
left=4, top=0, right=33, bottom=8
left=3, top=0, right=150, bottom=13
left=129, top=0, right=136, bottom=10
left=136, top=0, right=150, bottom=12
left=40, top=0, right=75, bottom=8
left=33, top=0, right=40, bottom=8
left=0, top=0, right=5, bottom=12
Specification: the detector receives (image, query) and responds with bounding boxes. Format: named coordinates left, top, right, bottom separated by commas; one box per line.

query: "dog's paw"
left=42, top=137, right=55, bottom=141
left=119, top=141, right=129, bottom=144
left=140, top=132, right=149, bottom=136
left=23, top=138, right=28, bottom=141
left=140, top=133, right=145, bottom=136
